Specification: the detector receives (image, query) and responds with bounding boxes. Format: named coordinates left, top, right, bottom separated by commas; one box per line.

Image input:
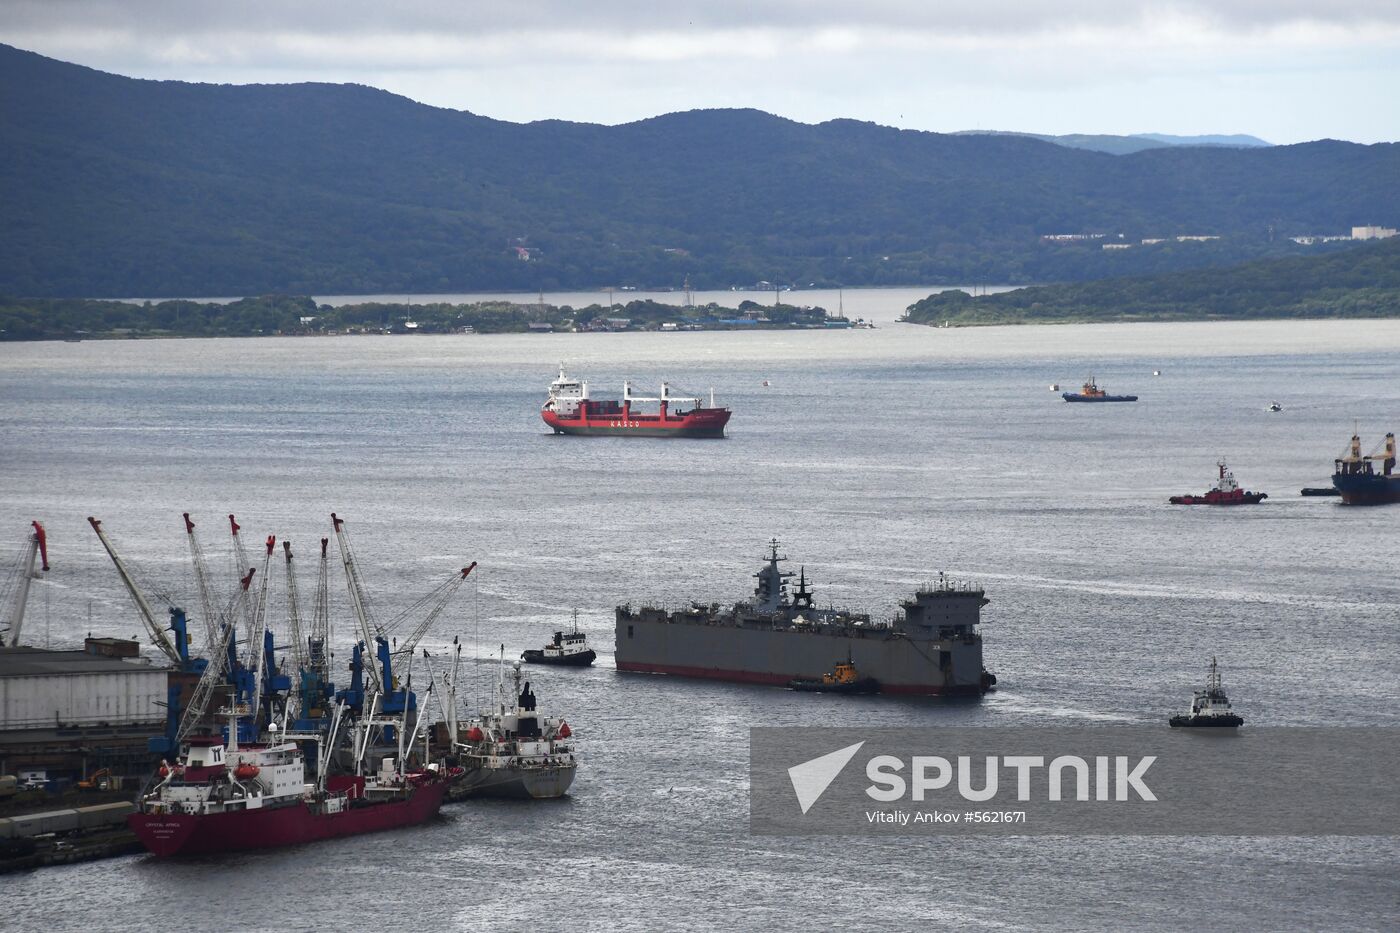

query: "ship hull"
left=522, top=649, right=597, bottom=666
left=615, top=617, right=987, bottom=696
left=1062, top=394, right=1137, bottom=403
left=1169, top=715, right=1243, bottom=728
left=1168, top=492, right=1268, bottom=505
left=451, top=764, right=576, bottom=799
left=1332, top=473, right=1400, bottom=505
left=126, top=781, right=448, bottom=857
left=542, top=408, right=730, bottom=438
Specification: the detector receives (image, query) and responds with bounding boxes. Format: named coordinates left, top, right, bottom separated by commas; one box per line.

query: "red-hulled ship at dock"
left=129, top=731, right=451, bottom=857
left=542, top=367, right=730, bottom=437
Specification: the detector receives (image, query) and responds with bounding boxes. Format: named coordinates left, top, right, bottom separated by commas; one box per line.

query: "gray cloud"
left=1, top=1, right=1396, bottom=143
left=5, top=1, right=1400, bottom=42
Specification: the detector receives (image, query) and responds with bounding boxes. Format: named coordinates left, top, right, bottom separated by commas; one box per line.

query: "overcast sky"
left=3, top=1, right=1397, bottom=144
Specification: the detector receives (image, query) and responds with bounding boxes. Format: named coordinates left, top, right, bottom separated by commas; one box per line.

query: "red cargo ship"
left=128, top=735, right=450, bottom=857
left=542, top=367, right=730, bottom=437
left=1169, top=461, right=1268, bottom=505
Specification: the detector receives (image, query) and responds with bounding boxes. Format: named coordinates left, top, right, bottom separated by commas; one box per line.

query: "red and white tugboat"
left=128, top=706, right=452, bottom=857
left=541, top=367, right=730, bottom=437
left=1170, top=461, right=1268, bottom=505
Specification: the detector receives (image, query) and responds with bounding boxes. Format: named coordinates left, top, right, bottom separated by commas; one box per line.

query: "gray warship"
left=615, top=540, right=994, bottom=696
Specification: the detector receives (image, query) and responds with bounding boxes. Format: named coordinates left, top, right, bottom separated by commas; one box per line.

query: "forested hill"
left=902, top=236, right=1400, bottom=325
left=2, top=42, right=1398, bottom=298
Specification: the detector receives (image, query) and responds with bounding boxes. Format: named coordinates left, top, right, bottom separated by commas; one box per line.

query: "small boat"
left=1061, top=377, right=1137, bottom=403
left=1300, top=487, right=1342, bottom=497
left=1169, top=658, right=1244, bottom=728
left=789, top=658, right=880, bottom=694
left=1266, top=402, right=1283, bottom=412
left=1169, top=461, right=1268, bottom=505
left=522, top=610, right=596, bottom=666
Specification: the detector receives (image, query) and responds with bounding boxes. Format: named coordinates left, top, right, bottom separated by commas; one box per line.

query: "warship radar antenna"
left=752, top=538, right=795, bottom=610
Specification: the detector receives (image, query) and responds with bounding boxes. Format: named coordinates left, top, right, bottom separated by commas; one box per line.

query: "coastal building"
left=0, top=644, right=168, bottom=786
left=1352, top=226, right=1398, bottom=240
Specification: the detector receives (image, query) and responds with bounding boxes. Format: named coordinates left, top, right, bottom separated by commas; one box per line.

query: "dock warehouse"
left=0, top=647, right=167, bottom=784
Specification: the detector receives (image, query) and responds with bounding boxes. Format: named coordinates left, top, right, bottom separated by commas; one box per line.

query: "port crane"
left=331, top=512, right=386, bottom=696
left=88, top=517, right=193, bottom=668
left=387, top=561, right=477, bottom=659
left=174, top=569, right=254, bottom=744
left=330, top=513, right=472, bottom=736
left=0, top=521, right=48, bottom=648
left=282, top=539, right=336, bottom=729
left=182, top=513, right=225, bottom=649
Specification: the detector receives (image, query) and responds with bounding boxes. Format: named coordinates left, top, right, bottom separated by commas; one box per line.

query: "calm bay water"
left=2, top=312, right=1399, bottom=931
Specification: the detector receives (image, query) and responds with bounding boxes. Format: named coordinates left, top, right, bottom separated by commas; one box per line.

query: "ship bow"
left=128, top=811, right=201, bottom=857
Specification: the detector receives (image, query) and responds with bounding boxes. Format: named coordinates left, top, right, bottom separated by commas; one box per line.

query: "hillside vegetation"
left=903, top=237, right=1400, bottom=325
left=0, top=295, right=837, bottom=341
left=2, top=43, right=1398, bottom=297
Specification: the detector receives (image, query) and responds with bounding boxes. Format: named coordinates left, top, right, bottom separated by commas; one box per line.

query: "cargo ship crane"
left=246, top=534, right=290, bottom=733
left=87, top=516, right=185, bottom=666
left=331, top=513, right=384, bottom=695
left=183, top=513, right=224, bottom=649
left=311, top=537, right=332, bottom=683
left=296, top=536, right=336, bottom=722
left=228, top=514, right=258, bottom=638
left=0, top=521, right=48, bottom=648
left=388, top=562, right=477, bottom=660
left=174, top=569, right=255, bottom=747
left=283, top=540, right=332, bottom=729
left=281, top=541, right=310, bottom=673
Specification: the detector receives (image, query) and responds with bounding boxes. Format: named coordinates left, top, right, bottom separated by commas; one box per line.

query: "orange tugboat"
left=1061, top=376, right=1137, bottom=403
left=1170, top=461, right=1268, bottom=505
left=789, top=658, right=880, bottom=694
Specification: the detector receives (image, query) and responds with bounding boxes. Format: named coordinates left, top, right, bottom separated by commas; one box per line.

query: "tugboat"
left=451, top=659, right=577, bottom=799
left=1169, top=658, right=1244, bottom=728
left=541, top=367, right=730, bottom=437
left=789, top=657, right=880, bottom=694
left=522, top=610, right=596, bottom=667
left=1061, top=377, right=1137, bottom=403
left=1332, top=431, right=1400, bottom=505
left=1169, top=461, right=1268, bottom=505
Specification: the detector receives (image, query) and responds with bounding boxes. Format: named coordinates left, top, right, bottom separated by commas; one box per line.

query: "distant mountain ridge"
left=0, top=43, right=1395, bottom=298
left=953, top=130, right=1272, bottom=155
